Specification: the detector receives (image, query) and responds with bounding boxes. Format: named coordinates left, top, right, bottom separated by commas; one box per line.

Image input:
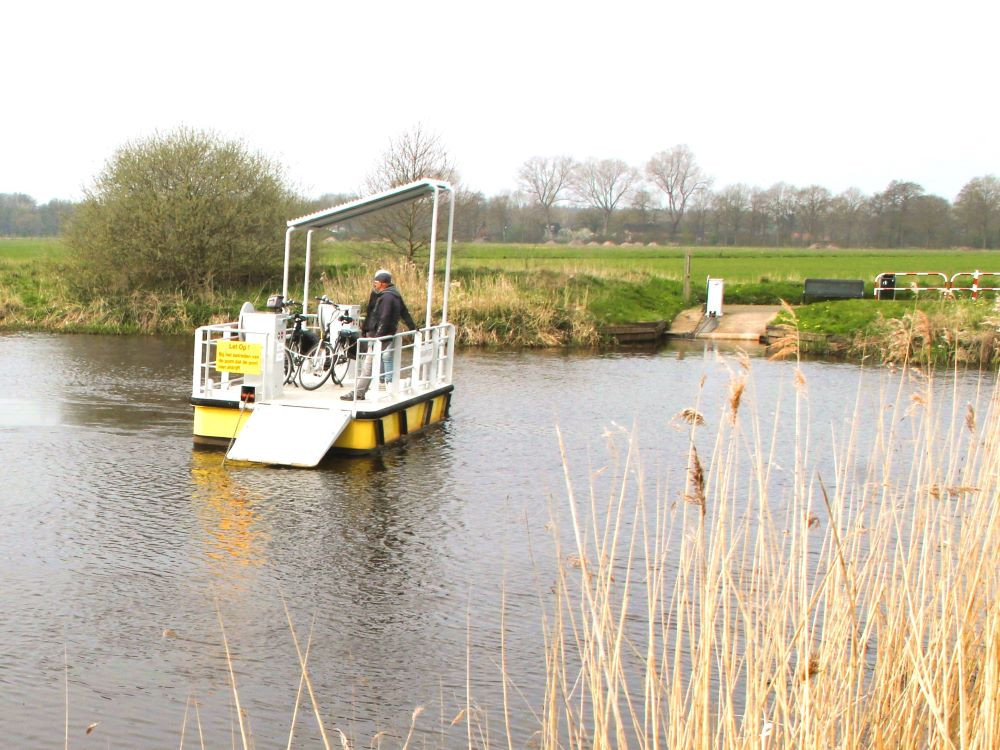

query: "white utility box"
left=706, top=277, right=724, bottom=317
left=239, top=311, right=287, bottom=400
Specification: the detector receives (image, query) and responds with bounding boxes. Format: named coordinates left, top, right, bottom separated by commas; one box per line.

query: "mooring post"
left=683, top=252, right=692, bottom=303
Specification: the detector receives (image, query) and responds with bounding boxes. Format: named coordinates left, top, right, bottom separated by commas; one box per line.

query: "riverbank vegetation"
left=2, top=237, right=998, bottom=362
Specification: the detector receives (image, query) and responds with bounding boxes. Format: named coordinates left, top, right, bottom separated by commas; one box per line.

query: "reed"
left=532, top=355, right=999, bottom=748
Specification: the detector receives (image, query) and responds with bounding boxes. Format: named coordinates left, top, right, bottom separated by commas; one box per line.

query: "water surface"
left=0, top=333, right=990, bottom=746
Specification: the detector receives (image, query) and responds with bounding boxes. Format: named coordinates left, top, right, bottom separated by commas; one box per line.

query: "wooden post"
left=683, top=252, right=691, bottom=303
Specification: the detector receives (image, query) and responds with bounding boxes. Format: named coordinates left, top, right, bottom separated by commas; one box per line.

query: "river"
left=0, top=333, right=993, bottom=747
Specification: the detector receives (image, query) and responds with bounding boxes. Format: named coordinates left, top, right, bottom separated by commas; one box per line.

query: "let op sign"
left=216, top=340, right=263, bottom=374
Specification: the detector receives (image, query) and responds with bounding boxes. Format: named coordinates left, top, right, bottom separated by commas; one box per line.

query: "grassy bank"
left=2, top=239, right=999, bottom=361
left=773, top=297, right=1000, bottom=366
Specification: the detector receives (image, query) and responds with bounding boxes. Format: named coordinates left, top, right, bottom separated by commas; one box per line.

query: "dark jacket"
left=364, top=284, right=415, bottom=337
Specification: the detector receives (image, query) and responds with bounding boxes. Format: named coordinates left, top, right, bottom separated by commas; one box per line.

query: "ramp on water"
left=226, top=402, right=351, bottom=467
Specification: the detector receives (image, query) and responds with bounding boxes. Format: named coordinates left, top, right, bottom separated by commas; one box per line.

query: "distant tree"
left=570, top=158, right=639, bottom=236
left=828, top=188, right=868, bottom=247
left=749, top=187, right=769, bottom=244
left=484, top=192, right=517, bottom=242
left=713, top=184, right=751, bottom=245
left=910, top=194, right=953, bottom=248
left=873, top=180, right=924, bottom=247
left=0, top=193, right=41, bottom=236
left=685, top=187, right=713, bottom=243
left=955, top=175, right=1000, bottom=248
left=795, top=185, right=832, bottom=243
left=763, top=183, right=795, bottom=246
left=363, top=124, right=459, bottom=262
left=646, top=145, right=709, bottom=239
left=453, top=190, right=487, bottom=241
left=629, top=187, right=658, bottom=224
left=38, top=199, right=76, bottom=235
left=517, top=156, right=575, bottom=239
left=66, top=128, right=296, bottom=292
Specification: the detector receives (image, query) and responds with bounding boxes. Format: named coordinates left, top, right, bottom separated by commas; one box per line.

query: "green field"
left=0, top=237, right=68, bottom=262
left=6, top=239, right=997, bottom=286
left=318, top=242, right=1000, bottom=287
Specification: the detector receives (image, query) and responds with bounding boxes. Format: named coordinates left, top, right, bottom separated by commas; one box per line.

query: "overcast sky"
left=4, top=0, right=997, bottom=205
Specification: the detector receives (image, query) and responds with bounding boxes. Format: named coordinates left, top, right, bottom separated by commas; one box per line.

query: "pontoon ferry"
left=190, top=179, right=456, bottom=466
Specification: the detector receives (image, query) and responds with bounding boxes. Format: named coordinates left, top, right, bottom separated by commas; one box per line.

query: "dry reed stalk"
left=214, top=601, right=250, bottom=750
left=535, top=357, right=999, bottom=749
left=281, top=597, right=332, bottom=750
left=286, top=618, right=316, bottom=750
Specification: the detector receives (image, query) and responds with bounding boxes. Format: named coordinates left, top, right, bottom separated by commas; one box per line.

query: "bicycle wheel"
left=297, top=340, right=334, bottom=390
left=330, top=338, right=351, bottom=385
left=283, top=348, right=297, bottom=384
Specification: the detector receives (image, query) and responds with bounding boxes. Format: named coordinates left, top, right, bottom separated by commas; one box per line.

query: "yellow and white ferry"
left=190, top=179, right=456, bottom=466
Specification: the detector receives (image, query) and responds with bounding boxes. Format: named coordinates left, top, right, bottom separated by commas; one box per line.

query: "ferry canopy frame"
left=281, top=178, right=455, bottom=330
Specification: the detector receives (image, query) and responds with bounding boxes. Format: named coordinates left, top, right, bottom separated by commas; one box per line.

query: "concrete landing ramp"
left=668, top=305, right=782, bottom=341
left=226, top=403, right=351, bottom=467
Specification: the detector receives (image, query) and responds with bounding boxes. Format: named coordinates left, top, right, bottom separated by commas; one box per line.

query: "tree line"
left=468, top=148, right=1000, bottom=249
left=6, top=133, right=1000, bottom=250
left=0, top=193, right=75, bottom=237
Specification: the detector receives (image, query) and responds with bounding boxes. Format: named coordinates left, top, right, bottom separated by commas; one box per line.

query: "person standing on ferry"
left=342, top=269, right=416, bottom=400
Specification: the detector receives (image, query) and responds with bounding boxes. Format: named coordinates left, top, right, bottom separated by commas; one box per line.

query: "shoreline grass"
left=3, top=239, right=1000, bottom=364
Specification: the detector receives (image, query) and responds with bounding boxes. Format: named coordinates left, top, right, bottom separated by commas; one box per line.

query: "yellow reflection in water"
left=189, top=450, right=269, bottom=568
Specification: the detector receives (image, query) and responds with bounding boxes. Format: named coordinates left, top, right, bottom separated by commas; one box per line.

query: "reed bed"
left=534, top=355, right=999, bottom=748
left=316, top=260, right=602, bottom=347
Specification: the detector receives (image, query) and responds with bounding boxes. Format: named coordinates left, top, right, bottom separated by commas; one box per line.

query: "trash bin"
left=876, top=274, right=895, bottom=301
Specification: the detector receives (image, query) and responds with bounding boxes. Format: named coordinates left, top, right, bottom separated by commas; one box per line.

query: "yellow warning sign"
left=216, top=340, right=263, bottom=374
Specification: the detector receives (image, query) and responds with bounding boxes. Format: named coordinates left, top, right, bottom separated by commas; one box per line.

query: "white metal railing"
left=875, top=270, right=1000, bottom=300
left=192, top=322, right=254, bottom=402
left=193, top=320, right=455, bottom=403
left=341, top=323, right=456, bottom=403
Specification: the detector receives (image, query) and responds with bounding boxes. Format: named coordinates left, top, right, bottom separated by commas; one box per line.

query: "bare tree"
left=763, top=182, right=795, bottom=246
left=517, top=156, right=575, bottom=239
left=713, top=184, right=751, bottom=245
left=646, top=145, right=709, bottom=239
left=955, top=175, right=1000, bottom=248
left=570, top=158, right=639, bottom=237
left=829, top=187, right=868, bottom=247
left=795, top=185, right=832, bottom=243
left=363, top=125, right=459, bottom=261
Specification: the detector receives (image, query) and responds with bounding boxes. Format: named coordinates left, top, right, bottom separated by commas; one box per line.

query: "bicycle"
left=296, top=297, right=359, bottom=390
left=263, top=295, right=317, bottom=385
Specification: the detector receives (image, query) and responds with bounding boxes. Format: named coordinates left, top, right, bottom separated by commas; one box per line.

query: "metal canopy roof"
left=287, top=178, right=453, bottom=230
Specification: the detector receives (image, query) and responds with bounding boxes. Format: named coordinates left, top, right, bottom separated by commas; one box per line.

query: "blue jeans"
left=380, top=350, right=394, bottom=383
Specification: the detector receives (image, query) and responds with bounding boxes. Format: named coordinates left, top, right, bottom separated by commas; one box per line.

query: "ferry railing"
left=345, top=323, right=455, bottom=402
left=195, top=320, right=454, bottom=403
left=194, top=322, right=242, bottom=401
left=192, top=322, right=279, bottom=402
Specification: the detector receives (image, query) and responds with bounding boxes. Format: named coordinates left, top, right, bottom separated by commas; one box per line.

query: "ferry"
left=190, top=179, right=456, bottom=466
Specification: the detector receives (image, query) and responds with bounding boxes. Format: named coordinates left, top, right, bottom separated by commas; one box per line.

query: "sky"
left=3, top=0, right=998, bottom=205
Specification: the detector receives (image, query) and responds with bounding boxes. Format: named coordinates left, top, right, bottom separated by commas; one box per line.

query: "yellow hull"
left=192, top=389, right=452, bottom=455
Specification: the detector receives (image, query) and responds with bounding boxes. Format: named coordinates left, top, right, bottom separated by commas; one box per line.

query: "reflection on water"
left=190, top=450, right=269, bottom=569
left=0, top=333, right=994, bottom=746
